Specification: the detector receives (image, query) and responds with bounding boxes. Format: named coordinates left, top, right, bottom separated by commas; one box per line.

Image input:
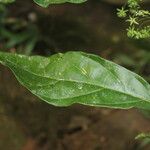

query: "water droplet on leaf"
left=77, top=84, right=83, bottom=89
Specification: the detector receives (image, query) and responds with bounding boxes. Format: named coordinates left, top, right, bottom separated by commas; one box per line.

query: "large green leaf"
left=0, top=51, right=150, bottom=109
left=33, top=0, right=87, bottom=7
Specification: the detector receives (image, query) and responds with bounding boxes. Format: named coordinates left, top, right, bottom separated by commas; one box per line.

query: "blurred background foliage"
left=0, top=0, right=149, bottom=81
left=0, top=0, right=150, bottom=150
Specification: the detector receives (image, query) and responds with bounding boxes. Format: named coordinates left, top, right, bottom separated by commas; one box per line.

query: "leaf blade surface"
left=0, top=51, right=149, bottom=109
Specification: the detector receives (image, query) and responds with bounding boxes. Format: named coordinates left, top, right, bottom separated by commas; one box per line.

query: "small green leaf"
left=135, top=133, right=150, bottom=140
left=0, top=0, right=87, bottom=7
left=0, top=0, right=15, bottom=3
left=0, top=51, right=150, bottom=109
left=33, top=0, right=87, bottom=7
